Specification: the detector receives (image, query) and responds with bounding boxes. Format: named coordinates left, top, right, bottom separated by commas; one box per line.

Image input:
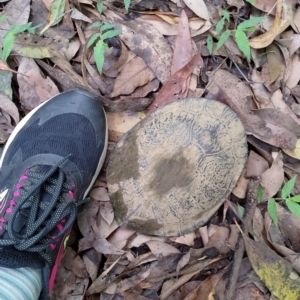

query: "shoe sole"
left=0, top=89, right=108, bottom=199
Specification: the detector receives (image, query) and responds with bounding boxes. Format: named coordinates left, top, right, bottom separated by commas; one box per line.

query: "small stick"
left=224, top=178, right=260, bottom=300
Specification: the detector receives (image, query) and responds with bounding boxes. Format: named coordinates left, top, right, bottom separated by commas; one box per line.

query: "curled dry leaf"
left=183, top=0, right=210, bottom=20
left=89, top=187, right=110, bottom=201
left=17, top=57, right=59, bottom=110
left=106, top=111, right=141, bottom=143
left=171, top=10, right=193, bottom=74
left=146, top=240, right=181, bottom=256
left=260, top=152, right=284, bottom=200
left=232, top=167, right=248, bottom=199
left=99, top=201, right=114, bottom=225
left=110, top=56, right=156, bottom=97
left=249, top=0, right=293, bottom=49
left=207, top=225, right=230, bottom=254
left=127, top=234, right=167, bottom=248
left=286, top=55, right=300, bottom=91
left=113, top=18, right=173, bottom=84
left=147, top=52, right=201, bottom=114
left=92, top=237, right=125, bottom=255
left=0, top=93, right=19, bottom=125
left=169, top=232, right=196, bottom=246
left=283, top=139, right=300, bottom=159
left=246, top=150, right=269, bottom=178
left=207, top=69, right=297, bottom=149
left=107, top=227, right=135, bottom=250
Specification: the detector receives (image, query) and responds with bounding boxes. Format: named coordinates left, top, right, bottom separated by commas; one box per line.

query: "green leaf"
left=286, top=199, right=300, bottom=218
left=216, top=29, right=230, bottom=50
left=101, top=29, right=122, bottom=41
left=10, top=22, right=32, bottom=34
left=237, top=203, right=245, bottom=218
left=268, top=198, right=278, bottom=228
left=235, top=29, right=250, bottom=61
left=245, top=0, right=255, bottom=3
left=124, top=0, right=131, bottom=12
left=87, top=32, right=102, bottom=49
left=216, top=17, right=225, bottom=35
left=281, top=176, right=296, bottom=199
left=237, top=17, right=265, bottom=30
left=94, top=40, right=108, bottom=74
left=0, top=16, right=9, bottom=23
left=206, top=35, right=213, bottom=54
left=87, top=21, right=102, bottom=30
left=257, top=184, right=264, bottom=203
left=289, top=195, right=300, bottom=203
left=49, top=0, right=66, bottom=26
left=2, top=32, right=15, bottom=62
left=222, top=10, right=230, bottom=22
left=100, top=23, right=115, bottom=32
left=27, top=24, right=42, bottom=34
left=97, top=1, right=103, bottom=14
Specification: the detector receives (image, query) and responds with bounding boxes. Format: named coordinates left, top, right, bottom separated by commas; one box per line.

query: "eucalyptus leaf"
left=268, top=198, right=278, bottom=228
left=286, top=199, right=300, bottom=218
left=235, top=29, right=250, bottom=61
left=237, top=17, right=265, bottom=30
left=206, top=35, right=213, bottom=54
left=216, top=29, right=230, bottom=50
left=281, top=176, right=296, bottom=199
left=94, top=40, right=108, bottom=74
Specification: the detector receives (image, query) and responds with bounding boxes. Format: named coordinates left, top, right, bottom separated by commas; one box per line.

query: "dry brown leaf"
left=267, top=44, right=283, bottom=83
left=0, top=0, right=31, bottom=42
left=82, top=248, right=102, bottom=281
left=253, top=208, right=265, bottom=241
left=92, top=237, right=125, bottom=255
left=62, top=247, right=88, bottom=278
left=244, top=234, right=300, bottom=299
left=246, top=151, right=269, bottom=178
left=260, top=152, right=284, bottom=199
left=113, top=18, right=173, bottom=84
left=89, top=187, right=110, bottom=202
left=107, top=227, right=135, bottom=250
left=208, top=69, right=298, bottom=149
left=106, top=111, right=141, bottom=142
left=183, top=0, right=210, bottom=20
left=250, top=70, right=272, bottom=108
left=249, top=0, right=293, bottom=49
left=0, top=93, right=19, bottom=125
left=249, top=0, right=276, bottom=14
left=127, top=234, right=167, bottom=248
left=286, top=55, right=300, bottom=91
left=232, top=168, right=248, bottom=199
left=146, top=240, right=181, bottom=256
left=99, top=201, right=114, bottom=225
left=288, top=34, right=300, bottom=56
left=147, top=52, right=201, bottom=114
left=276, top=204, right=300, bottom=252
left=176, top=251, right=191, bottom=273
left=171, top=10, right=193, bottom=74
left=169, top=232, right=196, bottom=246
left=17, top=57, right=59, bottom=110
left=110, top=56, right=156, bottom=97
left=207, top=225, right=230, bottom=254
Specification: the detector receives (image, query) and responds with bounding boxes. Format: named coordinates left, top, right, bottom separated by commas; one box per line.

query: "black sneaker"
left=0, top=89, right=107, bottom=299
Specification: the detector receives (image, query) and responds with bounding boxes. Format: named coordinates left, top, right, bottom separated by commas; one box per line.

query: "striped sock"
left=0, top=266, right=42, bottom=300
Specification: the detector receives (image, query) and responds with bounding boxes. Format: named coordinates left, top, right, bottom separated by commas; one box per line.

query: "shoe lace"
left=0, top=155, right=86, bottom=264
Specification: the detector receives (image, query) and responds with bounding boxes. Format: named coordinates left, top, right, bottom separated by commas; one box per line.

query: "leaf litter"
left=2, top=0, right=300, bottom=299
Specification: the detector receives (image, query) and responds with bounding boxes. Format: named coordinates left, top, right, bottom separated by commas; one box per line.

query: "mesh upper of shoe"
left=2, top=113, right=98, bottom=178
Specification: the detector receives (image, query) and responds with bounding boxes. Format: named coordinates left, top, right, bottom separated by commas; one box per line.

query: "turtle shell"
left=107, top=98, right=247, bottom=236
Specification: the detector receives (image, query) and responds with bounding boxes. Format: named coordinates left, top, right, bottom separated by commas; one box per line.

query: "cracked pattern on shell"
left=107, top=98, right=247, bottom=236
